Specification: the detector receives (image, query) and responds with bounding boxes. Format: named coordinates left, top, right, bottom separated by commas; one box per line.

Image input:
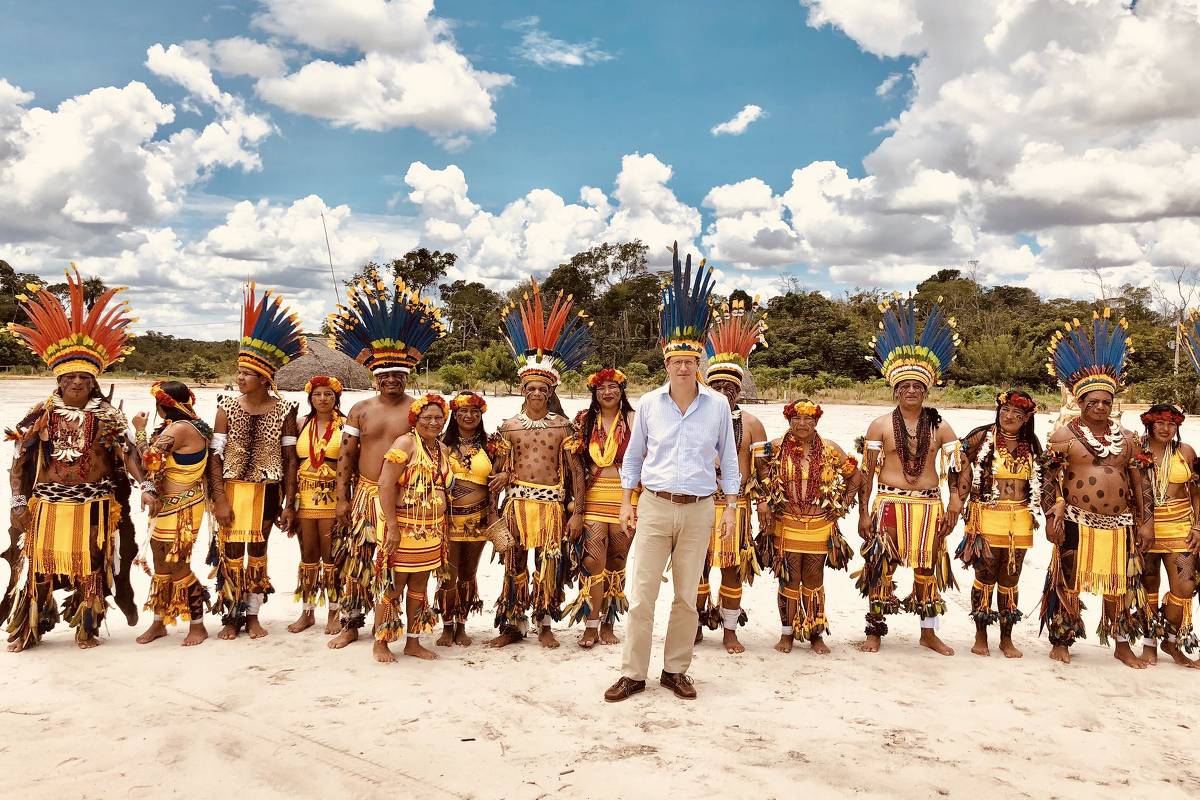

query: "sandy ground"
left=1, top=378, right=1198, bottom=799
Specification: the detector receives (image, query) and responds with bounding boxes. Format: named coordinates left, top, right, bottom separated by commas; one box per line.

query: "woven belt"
left=651, top=490, right=713, bottom=505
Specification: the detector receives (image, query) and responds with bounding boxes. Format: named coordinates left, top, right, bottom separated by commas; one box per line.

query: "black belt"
left=651, top=490, right=713, bottom=505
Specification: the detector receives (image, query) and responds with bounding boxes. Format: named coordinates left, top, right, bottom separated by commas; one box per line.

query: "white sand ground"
left=0, top=378, right=1197, bottom=799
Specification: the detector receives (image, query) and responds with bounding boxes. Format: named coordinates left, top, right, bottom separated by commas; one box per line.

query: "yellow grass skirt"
left=875, top=492, right=943, bottom=570
left=28, top=494, right=119, bottom=578
left=976, top=500, right=1034, bottom=551
left=1074, top=523, right=1128, bottom=596
left=506, top=494, right=564, bottom=551
left=776, top=513, right=833, bottom=555
left=379, top=512, right=445, bottom=573
left=583, top=476, right=638, bottom=525
left=297, top=472, right=337, bottom=520
left=1150, top=499, right=1193, bottom=554
left=710, top=499, right=752, bottom=568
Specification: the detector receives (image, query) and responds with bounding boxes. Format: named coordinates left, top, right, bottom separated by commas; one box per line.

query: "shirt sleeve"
left=716, top=401, right=742, bottom=495
left=620, top=397, right=650, bottom=490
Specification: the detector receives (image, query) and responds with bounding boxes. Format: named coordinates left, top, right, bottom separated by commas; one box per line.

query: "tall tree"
left=345, top=248, right=457, bottom=298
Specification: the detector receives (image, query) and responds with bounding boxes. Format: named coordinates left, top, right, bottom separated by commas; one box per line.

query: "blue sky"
left=0, top=1, right=1193, bottom=336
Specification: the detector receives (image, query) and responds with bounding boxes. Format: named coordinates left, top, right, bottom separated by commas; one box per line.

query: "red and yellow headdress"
left=705, top=298, right=767, bottom=388
left=784, top=400, right=822, bottom=421
left=500, top=280, right=592, bottom=387
left=1141, top=406, right=1185, bottom=427
left=7, top=264, right=135, bottom=377
left=304, top=375, right=344, bottom=395
left=995, top=390, right=1035, bottom=413
left=451, top=391, right=488, bottom=414
left=238, top=283, right=307, bottom=382
left=150, top=381, right=199, bottom=420
left=408, top=393, right=449, bottom=427
left=587, top=367, right=627, bottom=389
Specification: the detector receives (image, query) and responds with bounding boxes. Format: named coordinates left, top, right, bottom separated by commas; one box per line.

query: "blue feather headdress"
left=328, top=276, right=446, bottom=375
left=500, top=279, right=592, bottom=386
left=660, top=241, right=715, bottom=357
left=238, top=283, right=307, bottom=381
left=1047, top=308, right=1132, bottom=401
left=870, top=294, right=959, bottom=389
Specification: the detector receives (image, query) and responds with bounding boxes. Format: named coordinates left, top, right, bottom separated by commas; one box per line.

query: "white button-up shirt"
left=620, top=381, right=741, bottom=496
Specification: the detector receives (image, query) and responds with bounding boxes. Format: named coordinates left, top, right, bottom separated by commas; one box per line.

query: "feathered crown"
left=660, top=241, right=715, bottom=357
left=705, top=298, right=767, bottom=388
left=500, top=280, right=592, bottom=386
left=1179, top=308, right=1200, bottom=381
left=7, top=264, right=135, bottom=377
left=237, top=283, right=307, bottom=381
left=328, top=276, right=446, bottom=375
left=1048, top=308, right=1131, bottom=401
left=870, top=294, right=959, bottom=389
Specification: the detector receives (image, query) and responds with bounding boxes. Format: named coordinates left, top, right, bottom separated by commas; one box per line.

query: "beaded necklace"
left=892, top=407, right=931, bottom=480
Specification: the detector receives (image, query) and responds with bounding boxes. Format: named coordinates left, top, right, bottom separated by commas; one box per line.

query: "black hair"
left=306, top=382, right=343, bottom=418
left=579, top=382, right=634, bottom=472
left=963, top=388, right=1042, bottom=499
left=1142, top=403, right=1183, bottom=449
left=442, top=392, right=489, bottom=448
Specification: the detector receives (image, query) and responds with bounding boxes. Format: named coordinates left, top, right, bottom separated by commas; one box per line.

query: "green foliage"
left=559, top=370, right=585, bottom=395
left=438, top=363, right=472, bottom=392
left=438, top=279, right=503, bottom=351
left=956, top=335, right=1042, bottom=387
left=474, top=342, right=519, bottom=390
left=0, top=328, right=39, bottom=368
left=619, top=361, right=650, bottom=385
left=121, top=331, right=238, bottom=376
left=183, top=355, right=218, bottom=384
left=347, top=248, right=456, bottom=298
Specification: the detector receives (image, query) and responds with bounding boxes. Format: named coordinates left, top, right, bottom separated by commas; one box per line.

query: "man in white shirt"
left=605, top=244, right=740, bottom=702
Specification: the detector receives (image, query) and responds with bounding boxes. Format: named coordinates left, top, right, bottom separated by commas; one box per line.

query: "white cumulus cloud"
left=510, top=16, right=615, bottom=68
left=711, top=104, right=766, bottom=137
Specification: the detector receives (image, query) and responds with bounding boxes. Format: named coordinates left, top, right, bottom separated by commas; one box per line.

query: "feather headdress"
left=705, top=298, right=767, bottom=388
left=7, top=264, right=135, bottom=377
left=1047, top=308, right=1131, bottom=401
left=870, top=294, right=959, bottom=389
left=328, top=276, right=446, bottom=375
left=500, top=280, right=592, bottom=386
left=660, top=241, right=715, bottom=358
left=237, top=283, right=307, bottom=381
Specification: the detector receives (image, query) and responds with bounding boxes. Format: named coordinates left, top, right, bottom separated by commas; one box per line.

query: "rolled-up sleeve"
left=620, top=398, right=650, bottom=490
left=715, top=401, right=741, bottom=495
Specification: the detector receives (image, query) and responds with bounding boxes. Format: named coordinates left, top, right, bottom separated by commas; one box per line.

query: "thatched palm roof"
left=274, top=336, right=373, bottom=391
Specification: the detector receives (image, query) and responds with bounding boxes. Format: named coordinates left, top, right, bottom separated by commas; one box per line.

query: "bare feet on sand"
left=1114, top=642, right=1148, bottom=669
left=809, top=635, right=831, bottom=655
left=404, top=638, right=437, bottom=660
left=775, top=634, right=794, bottom=653
left=247, top=616, right=268, bottom=639
left=578, top=627, right=599, bottom=649
left=373, top=640, right=396, bottom=663
left=971, top=630, right=990, bottom=657
left=287, top=610, right=315, bottom=634
left=327, top=627, right=358, bottom=649
left=182, top=622, right=208, bottom=646
left=538, top=625, right=560, bottom=649
left=860, top=634, right=881, bottom=653
left=136, top=620, right=169, bottom=644
left=722, top=629, right=745, bottom=654
left=1159, top=640, right=1198, bottom=669
left=919, top=629, right=954, bottom=656
left=487, top=630, right=523, bottom=648
left=437, top=625, right=455, bottom=647
left=218, top=624, right=239, bottom=641
left=998, top=637, right=1023, bottom=659
left=324, top=610, right=341, bottom=635
left=598, top=624, right=620, bottom=645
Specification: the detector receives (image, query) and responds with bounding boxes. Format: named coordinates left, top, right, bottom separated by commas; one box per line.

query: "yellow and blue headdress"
left=501, top=279, right=592, bottom=387
left=660, top=241, right=715, bottom=358
left=870, top=294, right=958, bottom=389
left=1047, top=308, right=1131, bottom=402
left=7, top=264, right=135, bottom=377
left=705, top=298, right=767, bottom=388
left=237, top=283, right=307, bottom=381
left=328, top=276, right=446, bottom=375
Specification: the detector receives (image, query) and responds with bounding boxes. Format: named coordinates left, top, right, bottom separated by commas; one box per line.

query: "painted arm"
left=335, top=405, right=362, bottom=528
left=565, top=431, right=587, bottom=541
left=857, top=419, right=884, bottom=539
left=279, top=407, right=299, bottom=532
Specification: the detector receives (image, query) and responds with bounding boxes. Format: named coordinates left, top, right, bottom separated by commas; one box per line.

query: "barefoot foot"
left=1141, top=644, right=1159, bottom=666
left=538, top=625, right=560, bottom=649
left=1049, top=644, right=1071, bottom=663
left=1114, top=642, right=1148, bottom=669
left=1160, top=640, right=1199, bottom=668
left=998, top=638, right=1023, bottom=659
left=436, top=625, right=455, bottom=647
left=722, top=628, right=745, bottom=654
left=136, top=620, right=169, bottom=645
left=598, top=624, right=620, bottom=645
left=373, top=640, right=396, bottom=663
left=578, top=627, right=599, bottom=649
left=860, top=634, right=881, bottom=653
left=403, top=637, right=438, bottom=660
left=328, top=626, right=359, bottom=649
left=324, top=610, right=341, bottom=635
left=919, top=629, right=954, bottom=656
left=182, top=622, right=208, bottom=646
left=453, top=624, right=472, bottom=647
left=971, top=631, right=989, bottom=656
left=247, top=616, right=268, bottom=639
left=487, top=630, right=523, bottom=648
left=77, top=635, right=101, bottom=649
left=218, top=624, right=239, bottom=641
left=809, top=635, right=831, bottom=655
left=774, top=634, right=794, bottom=653
left=287, top=610, right=315, bottom=634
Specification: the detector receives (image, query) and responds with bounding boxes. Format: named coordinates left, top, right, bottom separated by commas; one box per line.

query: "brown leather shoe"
left=659, top=670, right=697, bottom=699
left=604, top=676, right=646, bottom=703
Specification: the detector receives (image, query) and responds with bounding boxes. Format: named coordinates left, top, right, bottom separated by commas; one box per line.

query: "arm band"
left=281, top=436, right=298, bottom=447
left=211, top=432, right=227, bottom=457
left=865, top=440, right=883, bottom=451
left=342, top=424, right=360, bottom=438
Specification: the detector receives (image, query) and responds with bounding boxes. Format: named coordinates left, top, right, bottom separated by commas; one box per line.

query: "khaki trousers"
left=620, top=491, right=715, bottom=681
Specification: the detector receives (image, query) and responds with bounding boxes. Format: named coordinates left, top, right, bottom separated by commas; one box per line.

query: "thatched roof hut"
left=274, top=336, right=373, bottom=391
